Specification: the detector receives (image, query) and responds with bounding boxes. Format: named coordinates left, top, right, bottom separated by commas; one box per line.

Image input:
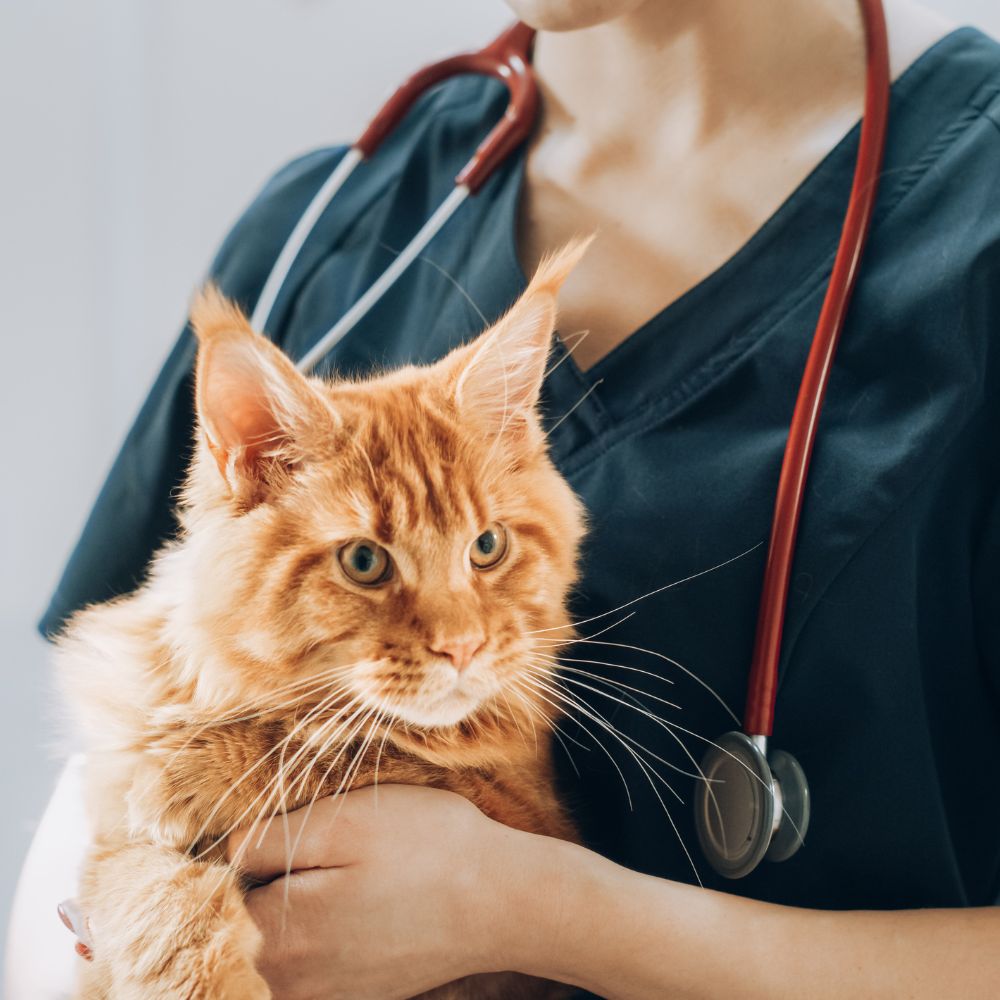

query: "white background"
left=1, top=0, right=998, bottom=978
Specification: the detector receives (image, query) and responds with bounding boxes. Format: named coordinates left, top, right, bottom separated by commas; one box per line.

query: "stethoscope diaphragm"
left=693, top=732, right=810, bottom=879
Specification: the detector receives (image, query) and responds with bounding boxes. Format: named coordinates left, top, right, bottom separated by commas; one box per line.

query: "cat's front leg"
left=125, top=725, right=293, bottom=851
left=75, top=840, right=269, bottom=1000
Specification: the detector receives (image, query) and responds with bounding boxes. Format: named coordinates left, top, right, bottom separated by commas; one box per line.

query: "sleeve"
left=38, top=146, right=349, bottom=639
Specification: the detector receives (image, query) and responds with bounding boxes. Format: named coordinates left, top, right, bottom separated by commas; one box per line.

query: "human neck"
left=533, top=0, right=868, bottom=159
left=515, top=0, right=954, bottom=371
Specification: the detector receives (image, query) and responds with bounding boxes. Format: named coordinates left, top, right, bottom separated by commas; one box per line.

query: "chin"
left=502, top=0, right=649, bottom=31
left=353, top=667, right=494, bottom=729
left=400, top=693, right=486, bottom=729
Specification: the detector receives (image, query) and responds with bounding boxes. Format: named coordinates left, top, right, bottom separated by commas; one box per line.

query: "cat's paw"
left=81, top=844, right=270, bottom=999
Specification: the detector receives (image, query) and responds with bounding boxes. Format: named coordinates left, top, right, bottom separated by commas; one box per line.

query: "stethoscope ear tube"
left=743, top=0, right=890, bottom=740
left=248, top=22, right=538, bottom=367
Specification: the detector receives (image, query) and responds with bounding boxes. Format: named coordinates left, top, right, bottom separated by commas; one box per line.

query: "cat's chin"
left=383, top=690, right=486, bottom=730
left=427, top=702, right=485, bottom=730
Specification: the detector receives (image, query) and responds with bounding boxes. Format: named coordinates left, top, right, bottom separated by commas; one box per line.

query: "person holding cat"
left=10, top=0, right=1000, bottom=997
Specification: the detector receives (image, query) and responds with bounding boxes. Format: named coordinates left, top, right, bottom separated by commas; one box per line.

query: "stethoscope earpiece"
left=693, top=733, right=810, bottom=879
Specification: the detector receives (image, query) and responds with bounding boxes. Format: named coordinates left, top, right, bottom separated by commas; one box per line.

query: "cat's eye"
left=338, top=539, right=393, bottom=587
left=470, top=522, right=509, bottom=570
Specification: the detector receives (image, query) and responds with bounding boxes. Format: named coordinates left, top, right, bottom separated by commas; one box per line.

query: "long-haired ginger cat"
left=58, top=242, right=590, bottom=999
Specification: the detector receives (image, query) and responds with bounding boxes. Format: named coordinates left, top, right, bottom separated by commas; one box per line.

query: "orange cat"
left=58, top=241, right=590, bottom=999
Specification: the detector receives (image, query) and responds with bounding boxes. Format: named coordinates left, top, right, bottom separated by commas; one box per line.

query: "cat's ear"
left=450, top=236, right=592, bottom=444
left=190, top=286, right=334, bottom=507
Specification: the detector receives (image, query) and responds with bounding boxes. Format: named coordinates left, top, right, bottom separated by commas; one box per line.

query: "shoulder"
left=206, top=145, right=347, bottom=308
left=884, top=28, right=1000, bottom=192
left=868, top=29, right=1000, bottom=356
left=208, top=75, right=507, bottom=312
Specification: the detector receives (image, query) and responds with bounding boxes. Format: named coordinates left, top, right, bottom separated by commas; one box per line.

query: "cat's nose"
left=430, top=634, right=485, bottom=673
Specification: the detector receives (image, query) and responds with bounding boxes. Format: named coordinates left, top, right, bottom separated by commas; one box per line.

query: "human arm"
left=229, top=785, right=999, bottom=1000
left=516, top=835, right=1000, bottom=1000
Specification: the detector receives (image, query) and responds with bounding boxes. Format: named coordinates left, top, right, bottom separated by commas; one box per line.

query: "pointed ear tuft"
left=451, top=235, right=594, bottom=445
left=190, top=283, right=256, bottom=344
left=190, top=285, right=332, bottom=508
left=528, top=234, right=595, bottom=296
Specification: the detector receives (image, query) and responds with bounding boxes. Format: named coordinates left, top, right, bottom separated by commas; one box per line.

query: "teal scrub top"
left=43, top=28, right=1000, bottom=914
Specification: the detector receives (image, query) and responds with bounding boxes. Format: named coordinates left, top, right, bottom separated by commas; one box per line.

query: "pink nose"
left=430, top=635, right=485, bottom=673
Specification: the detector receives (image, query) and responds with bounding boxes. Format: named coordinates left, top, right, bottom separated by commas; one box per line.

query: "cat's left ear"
left=449, top=236, right=592, bottom=445
left=190, top=286, right=335, bottom=507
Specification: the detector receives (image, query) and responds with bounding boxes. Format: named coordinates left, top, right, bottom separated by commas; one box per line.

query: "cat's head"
left=172, top=241, right=589, bottom=735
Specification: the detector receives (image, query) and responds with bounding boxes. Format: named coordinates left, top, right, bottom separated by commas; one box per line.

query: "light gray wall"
left=0, top=0, right=508, bottom=972
left=1, top=0, right=997, bottom=979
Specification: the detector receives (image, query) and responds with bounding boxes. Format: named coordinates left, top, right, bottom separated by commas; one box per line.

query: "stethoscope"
left=249, top=0, right=891, bottom=879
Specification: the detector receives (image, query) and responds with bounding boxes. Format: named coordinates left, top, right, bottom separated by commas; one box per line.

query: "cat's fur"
left=58, top=241, right=591, bottom=999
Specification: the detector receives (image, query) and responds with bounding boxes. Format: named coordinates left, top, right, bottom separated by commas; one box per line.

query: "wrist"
left=487, top=825, right=793, bottom=1000
left=527, top=838, right=609, bottom=988
left=489, top=829, right=614, bottom=988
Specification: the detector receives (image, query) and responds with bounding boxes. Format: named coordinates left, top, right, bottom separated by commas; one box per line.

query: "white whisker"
left=547, top=639, right=738, bottom=725
left=526, top=542, right=764, bottom=636
left=191, top=686, right=358, bottom=860
left=534, top=650, right=679, bottom=695
left=510, top=677, right=633, bottom=809
left=529, top=662, right=704, bottom=782
left=279, top=705, right=383, bottom=876
left=523, top=668, right=689, bottom=793
left=377, top=240, right=488, bottom=326
left=519, top=671, right=702, bottom=887
left=545, top=379, right=603, bottom=438
left=544, top=329, right=590, bottom=377
left=372, top=705, right=397, bottom=807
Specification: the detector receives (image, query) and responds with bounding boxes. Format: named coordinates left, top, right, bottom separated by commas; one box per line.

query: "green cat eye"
left=338, top=539, right=392, bottom=587
left=470, top=522, right=509, bottom=570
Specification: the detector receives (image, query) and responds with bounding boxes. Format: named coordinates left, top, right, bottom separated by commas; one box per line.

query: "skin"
left=226, top=789, right=511, bottom=1000
left=513, top=0, right=953, bottom=368
left=61, top=0, right=1000, bottom=996
left=218, top=787, right=1000, bottom=1000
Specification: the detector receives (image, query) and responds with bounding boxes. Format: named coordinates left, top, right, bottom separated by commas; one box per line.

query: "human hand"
left=56, top=783, right=559, bottom=999
left=226, top=784, right=537, bottom=1000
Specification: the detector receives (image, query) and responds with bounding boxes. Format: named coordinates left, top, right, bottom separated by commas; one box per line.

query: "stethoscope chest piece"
left=693, top=732, right=810, bottom=879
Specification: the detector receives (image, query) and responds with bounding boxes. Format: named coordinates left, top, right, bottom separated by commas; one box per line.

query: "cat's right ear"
left=190, top=286, right=335, bottom=508
left=448, top=236, right=593, bottom=449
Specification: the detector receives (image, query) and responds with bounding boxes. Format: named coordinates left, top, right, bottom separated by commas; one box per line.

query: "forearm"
left=502, top=833, right=1000, bottom=999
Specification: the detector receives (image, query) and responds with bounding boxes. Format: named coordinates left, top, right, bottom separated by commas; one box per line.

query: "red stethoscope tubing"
left=744, top=0, right=890, bottom=738
left=355, top=22, right=538, bottom=194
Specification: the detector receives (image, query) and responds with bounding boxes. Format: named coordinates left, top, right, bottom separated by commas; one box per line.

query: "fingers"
left=243, top=869, right=344, bottom=1000
left=226, top=789, right=373, bottom=882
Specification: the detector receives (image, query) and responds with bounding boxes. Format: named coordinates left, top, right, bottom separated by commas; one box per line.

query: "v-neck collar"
left=476, top=27, right=996, bottom=466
